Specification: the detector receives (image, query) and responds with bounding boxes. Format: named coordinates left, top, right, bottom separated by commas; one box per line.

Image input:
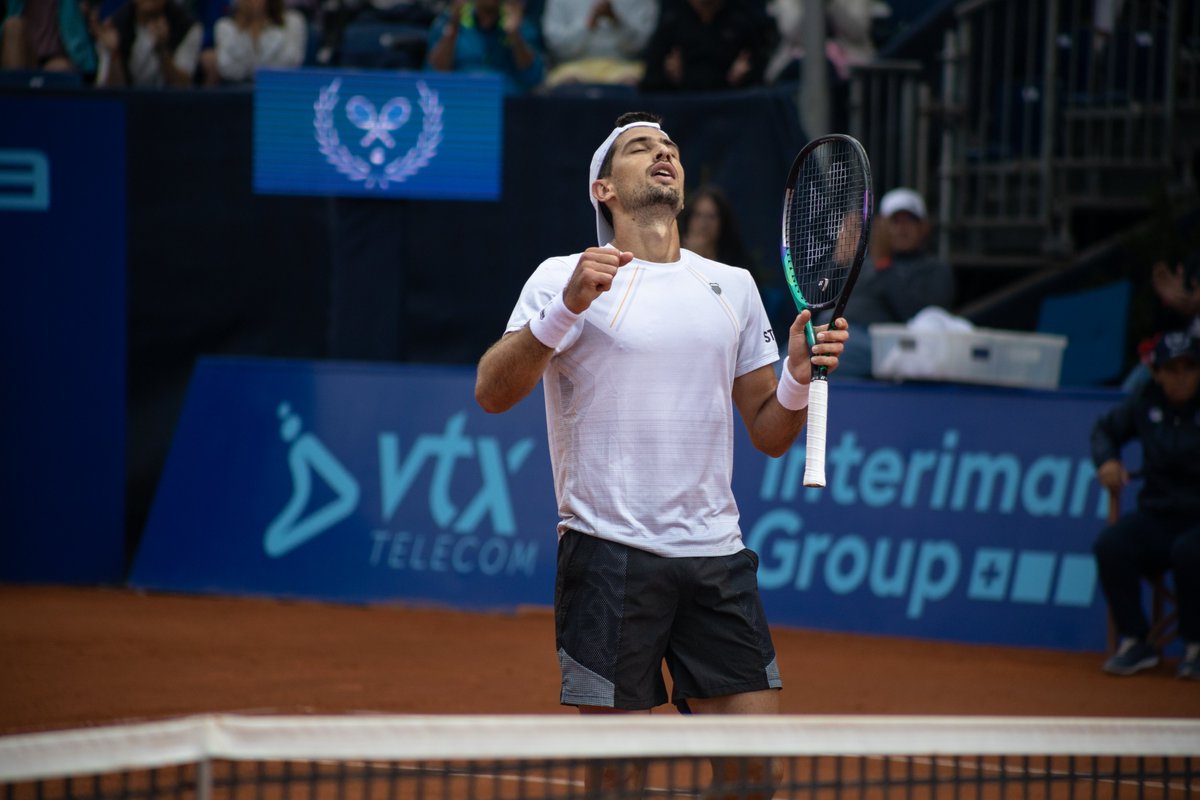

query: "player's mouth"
left=650, top=163, right=676, bottom=182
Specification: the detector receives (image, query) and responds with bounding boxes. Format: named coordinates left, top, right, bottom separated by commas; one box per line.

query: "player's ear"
left=592, top=178, right=614, bottom=206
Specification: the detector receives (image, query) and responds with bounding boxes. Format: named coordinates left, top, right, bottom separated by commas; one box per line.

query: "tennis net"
left=1, top=715, right=1196, bottom=800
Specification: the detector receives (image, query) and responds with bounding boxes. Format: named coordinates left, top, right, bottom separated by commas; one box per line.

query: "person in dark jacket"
left=638, top=0, right=773, bottom=92
left=1092, top=330, right=1200, bottom=679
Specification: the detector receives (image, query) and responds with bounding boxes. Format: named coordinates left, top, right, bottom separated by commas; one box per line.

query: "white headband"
left=588, top=120, right=663, bottom=246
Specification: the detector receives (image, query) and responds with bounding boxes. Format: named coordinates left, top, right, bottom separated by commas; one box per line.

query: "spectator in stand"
left=425, top=0, right=545, bottom=95
left=764, top=0, right=882, bottom=84
left=200, top=0, right=306, bottom=84
left=639, top=0, right=774, bottom=93
left=540, top=0, right=656, bottom=88
left=93, top=0, right=202, bottom=87
left=1, top=0, right=97, bottom=77
left=825, top=186, right=955, bottom=377
left=679, top=185, right=750, bottom=267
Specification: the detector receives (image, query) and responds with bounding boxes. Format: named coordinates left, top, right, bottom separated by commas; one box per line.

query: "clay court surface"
left=1, top=585, right=1196, bottom=735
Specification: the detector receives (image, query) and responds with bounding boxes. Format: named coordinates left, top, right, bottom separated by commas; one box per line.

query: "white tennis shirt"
left=505, top=248, right=779, bottom=557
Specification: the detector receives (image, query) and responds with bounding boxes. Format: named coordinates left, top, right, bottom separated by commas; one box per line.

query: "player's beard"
left=626, top=183, right=683, bottom=215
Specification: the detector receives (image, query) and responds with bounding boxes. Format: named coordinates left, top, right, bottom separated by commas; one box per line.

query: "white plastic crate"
left=869, top=324, right=1068, bottom=389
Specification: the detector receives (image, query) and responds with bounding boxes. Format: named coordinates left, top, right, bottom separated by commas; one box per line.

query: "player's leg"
left=578, top=705, right=651, bottom=798
left=555, top=531, right=677, bottom=798
left=668, top=549, right=783, bottom=800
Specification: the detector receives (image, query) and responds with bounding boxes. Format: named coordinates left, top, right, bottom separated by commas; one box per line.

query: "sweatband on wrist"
left=528, top=293, right=582, bottom=349
left=776, top=358, right=810, bottom=411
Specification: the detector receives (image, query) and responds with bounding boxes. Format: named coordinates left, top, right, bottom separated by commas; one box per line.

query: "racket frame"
left=779, top=133, right=874, bottom=488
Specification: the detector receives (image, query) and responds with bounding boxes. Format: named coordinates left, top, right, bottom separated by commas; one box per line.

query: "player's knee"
left=707, top=756, right=780, bottom=800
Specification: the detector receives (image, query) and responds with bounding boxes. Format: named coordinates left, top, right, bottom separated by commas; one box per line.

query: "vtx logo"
left=379, top=411, right=536, bottom=536
left=264, top=407, right=537, bottom=558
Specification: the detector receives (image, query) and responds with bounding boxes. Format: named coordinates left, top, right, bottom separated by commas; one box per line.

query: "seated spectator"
left=540, top=0, right=656, bottom=88
left=200, top=0, right=306, bottom=84
left=679, top=185, right=750, bottom=267
left=425, top=0, right=545, bottom=95
left=825, top=186, right=955, bottom=377
left=765, top=0, right=882, bottom=84
left=1, top=0, right=97, bottom=77
left=1091, top=330, right=1200, bottom=679
left=639, top=0, right=774, bottom=93
left=93, top=0, right=202, bottom=87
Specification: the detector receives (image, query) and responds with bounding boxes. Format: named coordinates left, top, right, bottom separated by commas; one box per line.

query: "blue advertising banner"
left=0, top=96, right=126, bottom=583
left=132, top=359, right=1125, bottom=651
left=253, top=69, right=503, bottom=200
left=132, top=360, right=557, bottom=606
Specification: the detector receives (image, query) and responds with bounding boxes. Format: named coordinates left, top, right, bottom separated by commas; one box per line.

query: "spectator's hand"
left=587, top=0, right=615, bottom=28
left=445, top=0, right=466, bottom=33
left=563, top=248, right=633, bottom=313
left=94, top=15, right=120, bottom=53
left=664, top=46, right=684, bottom=84
left=727, top=49, right=752, bottom=86
left=147, top=15, right=170, bottom=51
left=502, top=1, right=525, bottom=38
left=786, top=313, right=849, bottom=381
left=1096, top=459, right=1129, bottom=494
left=1152, top=260, right=1200, bottom=317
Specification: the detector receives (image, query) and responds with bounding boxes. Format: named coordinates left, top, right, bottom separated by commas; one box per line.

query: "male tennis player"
left=475, top=112, right=848, bottom=724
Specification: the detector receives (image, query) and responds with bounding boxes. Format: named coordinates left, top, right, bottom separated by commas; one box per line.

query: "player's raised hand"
left=563, top=248, right=633, bottom=313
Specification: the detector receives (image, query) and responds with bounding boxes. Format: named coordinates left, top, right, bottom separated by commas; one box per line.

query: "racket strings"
left=783, top=140, right=868, bottom=310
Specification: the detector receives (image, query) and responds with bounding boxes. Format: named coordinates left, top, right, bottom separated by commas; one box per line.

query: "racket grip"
left=803, top=378, right=829, bottom=488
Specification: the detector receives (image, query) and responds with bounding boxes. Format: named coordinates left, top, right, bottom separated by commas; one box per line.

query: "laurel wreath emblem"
left=313, top=78, right=444, bottom=189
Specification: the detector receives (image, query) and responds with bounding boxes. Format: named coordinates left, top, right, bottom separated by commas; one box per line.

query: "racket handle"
left=803, top=378, right=829, bottom=488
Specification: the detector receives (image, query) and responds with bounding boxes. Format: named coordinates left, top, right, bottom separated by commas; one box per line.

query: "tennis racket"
left=780, top=134, right=874, bottom=488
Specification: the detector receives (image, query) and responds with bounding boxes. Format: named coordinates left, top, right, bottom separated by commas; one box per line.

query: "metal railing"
left=845, top=0, right=1197, bottom=271
left=936, top=0, right=1195, bottom=267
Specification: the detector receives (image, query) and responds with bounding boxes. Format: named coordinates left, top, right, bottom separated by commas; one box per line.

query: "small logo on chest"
left=709, top=282, right=722, bottom=295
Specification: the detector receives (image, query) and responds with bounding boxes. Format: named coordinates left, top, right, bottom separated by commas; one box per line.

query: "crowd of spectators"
left=0, top=0, right=890, bottom=92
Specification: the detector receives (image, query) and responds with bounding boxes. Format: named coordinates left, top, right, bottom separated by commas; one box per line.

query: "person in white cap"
left=827, top=186, right=955, bottom=377
left=475, top=111, right=848, bottom=785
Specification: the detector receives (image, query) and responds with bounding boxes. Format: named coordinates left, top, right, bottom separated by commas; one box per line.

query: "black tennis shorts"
left=554, top=529, right=782, bottom=710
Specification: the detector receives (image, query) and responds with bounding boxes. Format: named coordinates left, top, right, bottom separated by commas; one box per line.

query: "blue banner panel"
left=734, top=381, right=1120, bottom=652
left=131, top=359, right=557, bottom=606
left=133, top=360, right=1124, bottom=651
left=254, top=69, right=503, bottom=200
left=0, top=96, right=126, bottom=583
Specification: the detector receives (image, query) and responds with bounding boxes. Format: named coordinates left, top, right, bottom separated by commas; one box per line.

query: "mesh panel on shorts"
left=558, top=647, right=616, bottom=706
left=765, top=656, right=782, bottom=688
left=581, top=540, right=627, bottom=684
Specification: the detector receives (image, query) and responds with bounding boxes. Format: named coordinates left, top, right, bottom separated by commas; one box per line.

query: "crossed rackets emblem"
left=345, top=95, right=411, bottom=149
left=313, top=78, right=443, bottom=189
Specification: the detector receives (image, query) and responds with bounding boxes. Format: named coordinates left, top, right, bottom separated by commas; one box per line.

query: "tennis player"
left=475, top=111, right=848, bottom=789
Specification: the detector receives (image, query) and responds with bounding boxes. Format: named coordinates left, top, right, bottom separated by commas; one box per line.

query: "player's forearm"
left=475, top=328, right=554, bottom=413
left=747, top=395, right=807, bottom=458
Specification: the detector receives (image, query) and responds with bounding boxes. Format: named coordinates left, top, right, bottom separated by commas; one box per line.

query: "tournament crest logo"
left=313, top=78, right=443, bottom=189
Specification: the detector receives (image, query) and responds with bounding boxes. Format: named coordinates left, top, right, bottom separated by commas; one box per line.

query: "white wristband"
left=776, top=358, right=810, bottom=411
left=528, top=293, right=582, bottom=349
